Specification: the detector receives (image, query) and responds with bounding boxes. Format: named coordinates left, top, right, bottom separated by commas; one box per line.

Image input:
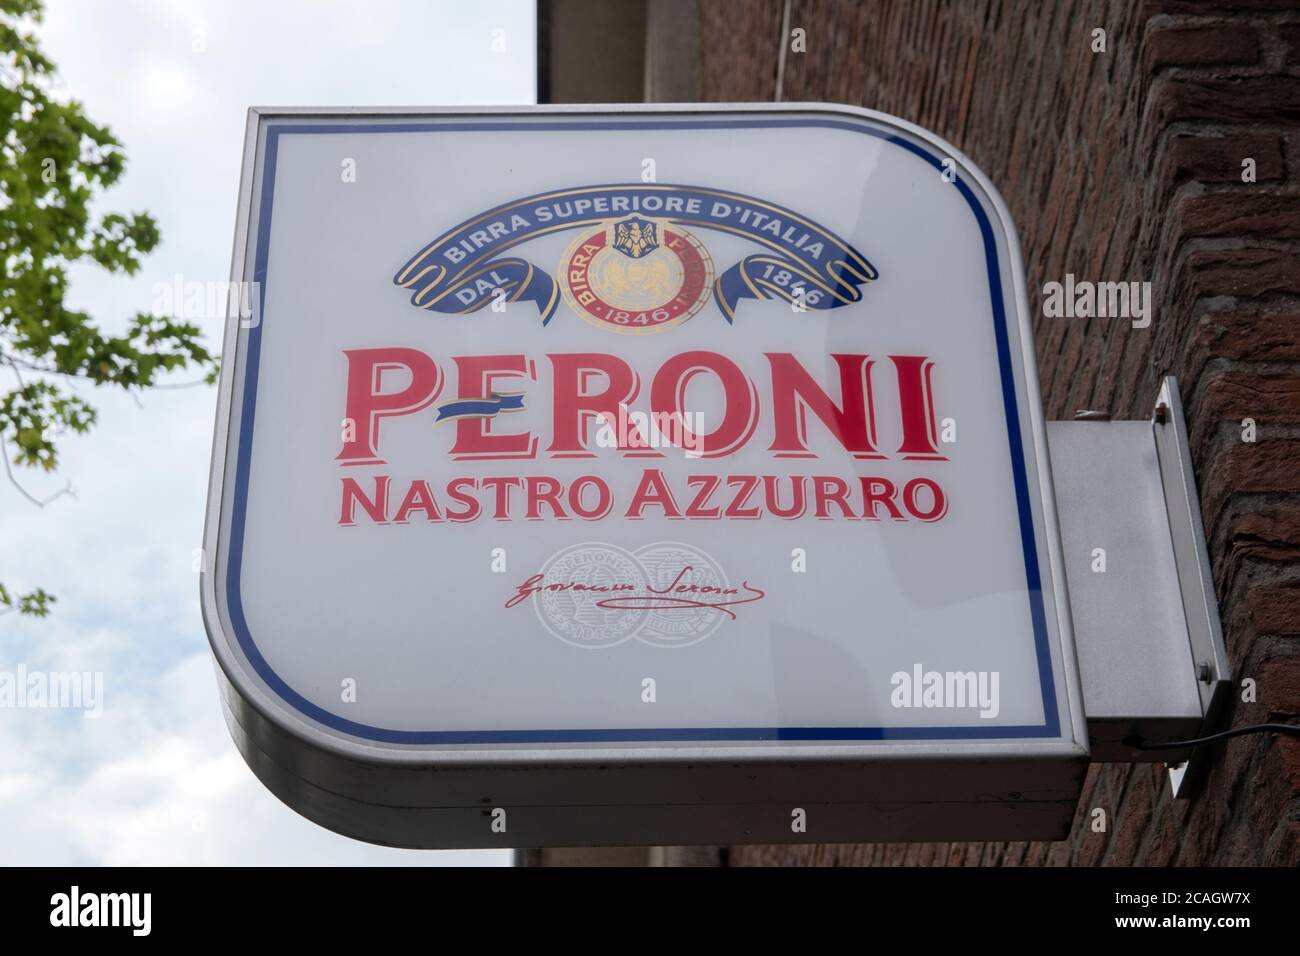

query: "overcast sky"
left=1, top=0, right=533, bottom=865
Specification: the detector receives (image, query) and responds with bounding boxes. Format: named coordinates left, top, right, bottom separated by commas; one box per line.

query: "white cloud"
left=0, top=0, right=532, bottom=865
left=136, top=62, right=194, bottom=111
left=0, top=653, right=510, bottom=864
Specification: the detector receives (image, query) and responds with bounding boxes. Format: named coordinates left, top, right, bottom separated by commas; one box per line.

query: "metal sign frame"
left=1048, top=380, right=1231, bottom=789
left=201, top=103, right=1090, bottom=848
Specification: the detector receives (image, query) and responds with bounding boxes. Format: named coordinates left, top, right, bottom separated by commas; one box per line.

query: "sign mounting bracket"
left=1048, top=376, right=1231, bottom=797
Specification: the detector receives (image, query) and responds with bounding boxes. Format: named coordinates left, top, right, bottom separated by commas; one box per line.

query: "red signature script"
left=506, top=567, right=766, bottom=620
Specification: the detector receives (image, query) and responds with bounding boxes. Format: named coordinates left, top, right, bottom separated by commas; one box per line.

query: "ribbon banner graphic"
left=393, top=184, right=878, bottom=325
left=434, top=392, right=526, bottom=423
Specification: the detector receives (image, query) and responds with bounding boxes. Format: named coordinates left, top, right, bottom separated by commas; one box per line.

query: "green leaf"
left=0, top=0, right=219, bottom=618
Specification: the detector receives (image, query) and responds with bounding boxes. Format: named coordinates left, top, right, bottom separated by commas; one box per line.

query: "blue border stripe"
left=224, top=117, right=1059, bottom=745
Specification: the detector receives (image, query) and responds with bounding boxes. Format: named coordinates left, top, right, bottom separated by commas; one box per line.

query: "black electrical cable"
left=1123, top=722, right=1300, bottom=751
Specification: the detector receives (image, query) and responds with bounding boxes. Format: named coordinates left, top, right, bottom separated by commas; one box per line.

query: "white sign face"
left=204, top=107, right=1084, bottom=759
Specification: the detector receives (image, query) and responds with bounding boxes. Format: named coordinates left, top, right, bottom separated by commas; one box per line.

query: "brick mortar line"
left=1144, top=13, right=1300, bottom=31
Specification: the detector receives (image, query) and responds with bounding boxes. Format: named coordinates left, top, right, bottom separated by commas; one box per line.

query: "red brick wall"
left=699, top=0, right=1300, bottom=866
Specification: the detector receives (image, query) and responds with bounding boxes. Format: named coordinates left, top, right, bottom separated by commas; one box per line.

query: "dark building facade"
left=539, top=0, right=1300, bottom=866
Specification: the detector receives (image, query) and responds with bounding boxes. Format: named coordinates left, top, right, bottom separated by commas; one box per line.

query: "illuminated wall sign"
left=202, top=105, right=1088, bottom=848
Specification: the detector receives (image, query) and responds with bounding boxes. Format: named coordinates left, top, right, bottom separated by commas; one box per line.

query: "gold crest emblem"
left=559, top=217, right=714, bottom=334
left=612, top=218, right=659, bottom=258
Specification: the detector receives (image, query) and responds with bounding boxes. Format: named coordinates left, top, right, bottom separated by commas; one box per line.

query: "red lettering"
left=684, top=475, right=722, bottom=519
left=859, top=476, right=905, bottom=521
left=445, top=477, right=481, bottom=522
left=767, top=353, right=880, bottom=458
left=650, top=351, right=758, bottom=458
left=724, top=475, right=761, bottom=519
left=336, top=349, right=441, bottom=465
left=903, top=477, right=947, bottom=521
left=448, top=354, right=536, bottom=460
left=339, top=475, right=391, bottom=525
left=392, top=480, right=443, bottom=523
left=812, top=475, right=855, bottom=518
left=763, top=475, right=807, bottom=518
left=568, top=475, right=613, bottom=519
left=626, top=468, right=681, bottom=518
left=547, top=353, right=647, bottom=456
left=525, top=476, right=568, bottom=519
left=892, top=356, right=945, bottom=460
left=480, top=476, right=522, bottom=519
